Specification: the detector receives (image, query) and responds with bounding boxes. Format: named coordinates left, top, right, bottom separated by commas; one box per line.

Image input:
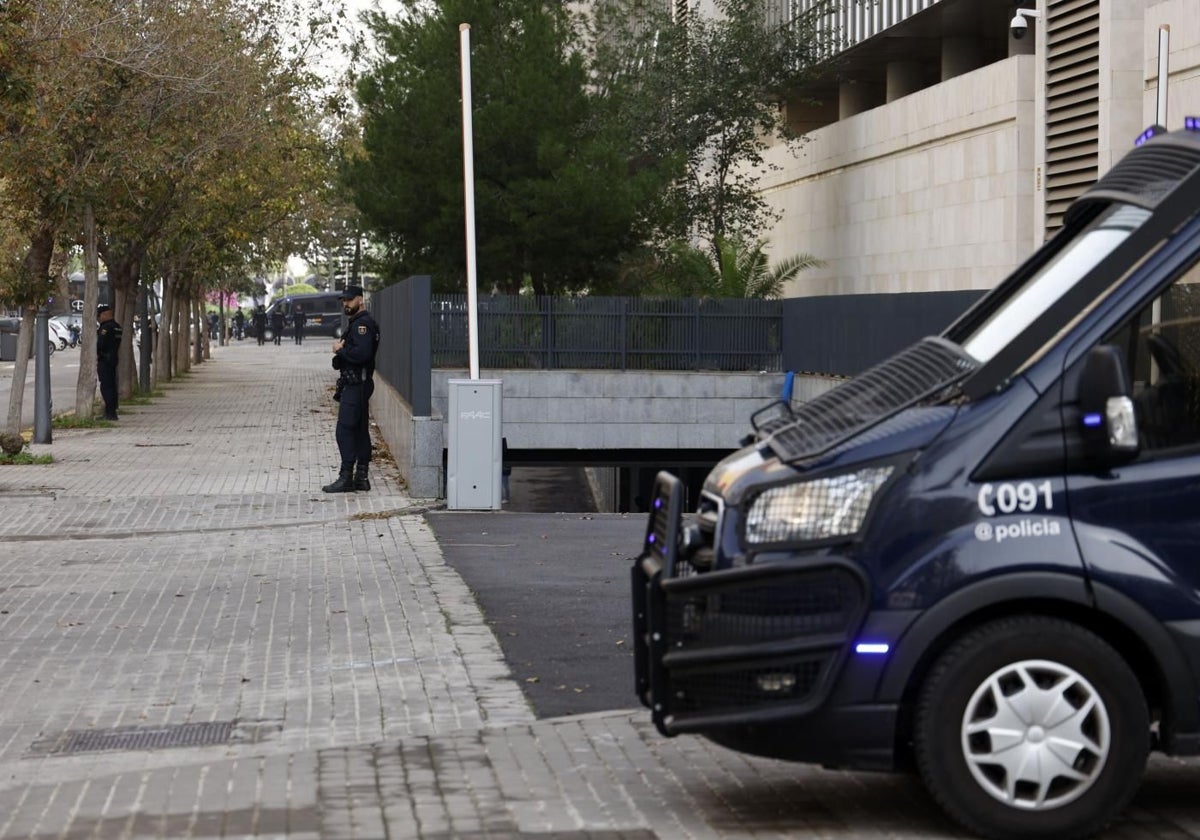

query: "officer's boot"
left=322, top=466, right=356, bottom=493
left=354, top=464, right=371, bottom=492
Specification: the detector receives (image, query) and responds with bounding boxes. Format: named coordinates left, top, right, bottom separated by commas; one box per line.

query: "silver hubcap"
left=962, top=658, right=1110, bottom=810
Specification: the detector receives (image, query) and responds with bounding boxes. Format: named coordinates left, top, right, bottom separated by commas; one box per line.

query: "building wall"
left=761, top=56, right=1038, bottom=297
left=432, top=369, right=838, bottom=450
left=1144, top=1, right=1200, bottom=127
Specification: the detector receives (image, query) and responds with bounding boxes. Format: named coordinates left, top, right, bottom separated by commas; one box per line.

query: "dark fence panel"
left=782, top=290, right=985, bottom=377
left=373, top=275, right=431, bottom=415
left=431, top=295, right=783, bottom=372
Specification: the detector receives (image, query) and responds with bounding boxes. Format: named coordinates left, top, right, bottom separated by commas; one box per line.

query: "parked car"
left=46, top=317, right=72, bottom=350
left=0, top=316, right=55, bottom=356
left=50, top=314, right=82, bottom=348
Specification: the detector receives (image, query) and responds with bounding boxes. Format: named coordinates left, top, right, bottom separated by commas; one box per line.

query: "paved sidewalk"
left=1, top=340, right=1198, bottom=839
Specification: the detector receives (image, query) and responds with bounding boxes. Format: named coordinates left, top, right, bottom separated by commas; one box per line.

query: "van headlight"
left=744, top=466, right=893, bottom=545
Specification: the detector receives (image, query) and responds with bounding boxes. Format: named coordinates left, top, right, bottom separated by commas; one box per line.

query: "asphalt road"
left=428, top=496, right=646, bottom=718
left=0, top=343, right=88, bottom=428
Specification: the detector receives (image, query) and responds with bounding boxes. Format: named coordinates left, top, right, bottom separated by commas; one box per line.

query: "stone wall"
left=375, top=369, right=841, bottom=500
left=760, top=55, right=1037, bottom=297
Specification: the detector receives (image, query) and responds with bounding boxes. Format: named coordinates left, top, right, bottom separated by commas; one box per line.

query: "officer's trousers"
left=98, top=362, right=118, bottom=417
left=335, top=382, right=372, bottom=468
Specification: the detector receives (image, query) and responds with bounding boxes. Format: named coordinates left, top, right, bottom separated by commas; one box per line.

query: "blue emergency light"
left=855, top=642, right=890, bottom=655
left=1136, top=124, right=1167, bottom=146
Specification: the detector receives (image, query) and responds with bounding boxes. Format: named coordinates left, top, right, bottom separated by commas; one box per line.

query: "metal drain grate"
left=31, top=720, right=236, bottom=756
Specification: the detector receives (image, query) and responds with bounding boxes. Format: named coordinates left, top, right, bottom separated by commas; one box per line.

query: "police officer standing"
left=269, top=306, right=285, bottom=346
left=252, top=305, right=267, bottom=346
left=96, top=304, right=122, bottom=421
left=292, top=303, right=306, bottom=345
left=322, top=285, right=380, bottom=493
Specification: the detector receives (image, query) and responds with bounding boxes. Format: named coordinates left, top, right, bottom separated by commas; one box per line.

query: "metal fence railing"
left=431, top=295, right=784, bottom=372
left=371, top=281, right=984, bottom=414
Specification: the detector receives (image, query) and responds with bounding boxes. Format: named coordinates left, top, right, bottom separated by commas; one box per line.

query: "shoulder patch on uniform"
left=358, top=325, right=367, bottom=334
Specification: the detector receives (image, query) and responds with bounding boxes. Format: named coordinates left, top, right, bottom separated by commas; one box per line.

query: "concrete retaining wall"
left=375, top=369, right=841, bottom=499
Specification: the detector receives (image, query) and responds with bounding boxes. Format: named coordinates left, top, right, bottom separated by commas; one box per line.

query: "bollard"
left=33, top=306, right=52, bottom=444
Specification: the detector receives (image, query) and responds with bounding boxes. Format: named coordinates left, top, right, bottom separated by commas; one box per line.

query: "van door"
left=1067, top=266, right=1200, bottom=617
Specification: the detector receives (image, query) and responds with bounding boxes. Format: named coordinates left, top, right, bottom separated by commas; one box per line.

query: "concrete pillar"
left=784, top=97, right=839, bottom=134
left=942, top=36, right=983, bottom=80
left=1008, top=29, right=1035, bottom=58
left=839, top=81, right=885, bottom=119
left=886, top=60, right=925, bottom=102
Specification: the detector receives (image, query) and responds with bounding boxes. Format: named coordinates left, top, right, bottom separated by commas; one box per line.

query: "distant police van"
left=633, top=122, right=1200, bottom=840
left=262, top=292, right=345, bottom=340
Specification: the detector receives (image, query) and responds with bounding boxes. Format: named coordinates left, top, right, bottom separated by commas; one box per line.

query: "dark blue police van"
left=633, top=122, right=1200, bottom=840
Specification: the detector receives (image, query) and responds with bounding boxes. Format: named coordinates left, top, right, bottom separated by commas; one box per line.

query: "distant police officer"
left=322, top=285, right=381, bottom=492
left=252, top=305, right=267, bottom=346
left=96, top=304, right=122, bottom=421
left=269, top=306, right=285, bottom=346
left=292, top=304, right=306, bottom=345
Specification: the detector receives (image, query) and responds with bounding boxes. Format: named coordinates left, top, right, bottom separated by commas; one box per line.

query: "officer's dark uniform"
left=270, top=309, right=285, bottom=345
left=252, top=307, right=267, bottom=346
left=96, top=304, right=123, bottom=421
left=323, top=286, right=380, bottom=493
left=292, top=306, right=306, bottom=345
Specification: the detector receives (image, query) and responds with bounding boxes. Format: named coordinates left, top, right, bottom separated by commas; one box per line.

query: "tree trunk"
left=76, top=204, right=100, bottom=418
left=5, top=229, right=55, bottom=435
left=196, top=298, right=208, bottom=362
left=157, top=269, right=173, bottom=380
left=175, top=294, right=188, bottom=374
left=119, top=278, right=138, bottom=397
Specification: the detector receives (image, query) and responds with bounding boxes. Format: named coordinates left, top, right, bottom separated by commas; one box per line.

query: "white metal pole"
left=1151, top=25, right=1169, bottom=382
left=1157, top=25, right=1170, bottom=126
left=459, top=23, right=480, bottom=380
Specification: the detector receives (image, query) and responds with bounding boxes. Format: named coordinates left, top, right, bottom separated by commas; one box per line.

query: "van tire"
left=913, top=616, right=1148, bottom=840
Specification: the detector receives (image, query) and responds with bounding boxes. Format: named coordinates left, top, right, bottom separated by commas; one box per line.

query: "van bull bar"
left=631, top=472, right=868, bottom=737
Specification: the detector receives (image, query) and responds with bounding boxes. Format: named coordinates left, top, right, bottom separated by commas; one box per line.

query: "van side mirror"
left=1078, top=345, right=1139, bottom=460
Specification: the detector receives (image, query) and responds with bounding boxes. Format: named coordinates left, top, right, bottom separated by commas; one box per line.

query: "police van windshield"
left=961, top=204, right=1152, bottom=364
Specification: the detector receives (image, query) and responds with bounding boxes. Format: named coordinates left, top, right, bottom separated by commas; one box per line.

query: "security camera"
left=1010, top=8, right=1039, bottom=39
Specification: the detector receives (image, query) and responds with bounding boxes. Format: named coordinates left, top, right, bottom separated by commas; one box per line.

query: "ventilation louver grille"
left=1044, top=0, right=1100, bottom=236
left=763, top=337, right=976, bottom=463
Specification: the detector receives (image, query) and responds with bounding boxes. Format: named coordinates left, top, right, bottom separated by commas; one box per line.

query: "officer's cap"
left=339, top=285, right=365, bottom=300
left=96, top=304, right=111, bottom=315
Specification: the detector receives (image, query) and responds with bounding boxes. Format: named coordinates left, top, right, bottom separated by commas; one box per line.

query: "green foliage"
left=637, top=236, right=824, bottom=299
left=0, top=451, right=53, bottom=465
left=346, top=0, right=666, bottom=295
left=53, top=413, right=113, bottom=429
left=121, top=390, right=165, bottom=405
left=271, top=282, right=320, bottom=298
left=586, top=0, right=828, bottom=254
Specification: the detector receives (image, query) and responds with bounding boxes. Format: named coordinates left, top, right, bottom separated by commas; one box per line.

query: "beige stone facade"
left=756, top=0, right=1200, bottom=298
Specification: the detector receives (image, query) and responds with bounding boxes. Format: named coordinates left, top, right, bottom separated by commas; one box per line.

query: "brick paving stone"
left=3, top=341, right=1200, bottom=839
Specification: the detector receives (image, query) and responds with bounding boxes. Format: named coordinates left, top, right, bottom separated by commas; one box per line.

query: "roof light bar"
left=1136, top=124, right=1166, bottom=147
left=1186, top=116, right=1200, bottom=132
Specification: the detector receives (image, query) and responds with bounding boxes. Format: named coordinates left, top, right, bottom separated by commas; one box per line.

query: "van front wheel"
left=914, top=616, right=1148, bottom=840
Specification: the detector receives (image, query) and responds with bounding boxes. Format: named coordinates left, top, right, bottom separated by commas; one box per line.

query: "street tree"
left=650, top=235, right=824, bottom=299
left=584, top=0, right=829, bottom=258
left=346, top=0, right=664, bottom=295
